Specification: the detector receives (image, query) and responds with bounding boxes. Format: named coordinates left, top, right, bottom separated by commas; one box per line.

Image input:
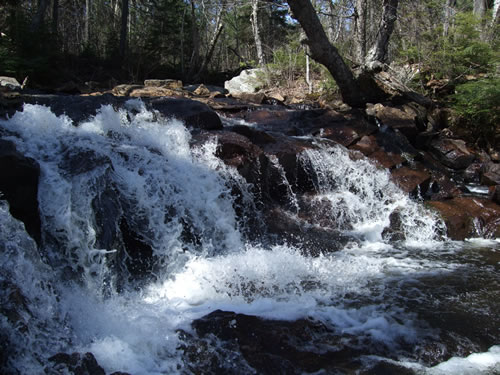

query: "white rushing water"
left=0, top=102, right=498, bottom=374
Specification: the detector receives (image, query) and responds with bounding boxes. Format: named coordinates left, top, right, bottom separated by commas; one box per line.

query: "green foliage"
left=397, top=11, right=496, bottom=82
left=451, top=78, right=500, bottom=142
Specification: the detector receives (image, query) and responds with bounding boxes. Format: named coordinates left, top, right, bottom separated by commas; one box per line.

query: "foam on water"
left=300, top=146, right=445, bottom=244
left=0, top=102, right=498, bottom=374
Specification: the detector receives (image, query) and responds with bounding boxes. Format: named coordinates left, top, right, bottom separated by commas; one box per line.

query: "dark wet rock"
left=0, top=140, right=41, bottom=244
left=463, top=162, right=482, bottom=183
left=261, top=135, right=318, bottom=194
left=490, top=185, right=500, bottom=204
left=313, top=116, right=377, bottom=147
left=481, top=162, right=500, bottom=186
left=426, top=173, right=462, bottom=200
left=229, top=125, right=276, bottom=145
left=362, top=361, right=414, bottom=375
left=391, top=166, right=431, bottom=196
left=381, top=209, right=406, bottom=241
left=185, top=310, right=353, bottom=375
left=119, top=218, right=154, bottom=280
left=374, top=104, right=419, bottom=143
left=24, top=94, right=125, bottom=124
left=149, top=97, right=222, bottom=130
left=429, top=138, right=475, bottom=170
left=265, top=207, right=352, bottom=255
left=59, top=148, right=112, bottom=176
left=233, top=92, right=267, bottom=104
left=427, top=197, right=500, bottom=240
left=47, top=352, right=105, bottom=375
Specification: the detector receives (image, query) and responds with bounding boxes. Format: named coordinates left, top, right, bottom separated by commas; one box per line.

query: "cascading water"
left=0, top=101, right=499, bottom=374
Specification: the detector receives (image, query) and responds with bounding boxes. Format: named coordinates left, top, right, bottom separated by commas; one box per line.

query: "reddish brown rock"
left=426, top=173, right=462, bottom=200
left=391, top=166, right=431, bottom=195
left=370, top=150, right=404, bottom=169
left=490, top=186, right=500, bottom=205
left=350, top=135, right=379, bottom=156
left=427, top=197, right=500, bottom=240
left=374, top=104, right=419, bottom=142
left=429, top=138, right=475, bottom=170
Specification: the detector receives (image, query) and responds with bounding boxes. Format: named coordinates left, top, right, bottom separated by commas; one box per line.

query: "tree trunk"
left=51, top=0, right=59, bottom=35
left=251, top=0, right=265, bottom=65
left=443, top=0, right=456, bottom=37
left=187, top=0, right=200, bottom=81
left=354, top=0, right=367, bottom=64
left=492, top=0, right=500, bottom=28
left=119, top=0, right=129, bottom=60
left=32, top=0, right=50, bottom=31
left=365, top=0, right=399, bottom=67
left=473, top=0, right=487, bottom=18
left=195, top=1, right=226, bottom=81
left=287, top=0, right=364, bottom=107
left=84, top=0, right=91, bottom=44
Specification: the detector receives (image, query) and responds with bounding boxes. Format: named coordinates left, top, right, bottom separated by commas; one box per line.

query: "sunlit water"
left=0, top=102, right=499, bottom=374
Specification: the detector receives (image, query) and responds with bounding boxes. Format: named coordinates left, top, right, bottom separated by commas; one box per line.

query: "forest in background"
left=0, top=0, right=499, bottom=144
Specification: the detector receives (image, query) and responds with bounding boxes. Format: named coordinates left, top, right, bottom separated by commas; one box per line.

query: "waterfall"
left=0, top=102, right=498, bottom=374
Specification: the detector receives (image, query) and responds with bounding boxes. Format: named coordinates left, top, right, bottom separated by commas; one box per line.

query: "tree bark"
left=443, top=0, right=456, bottom=37
left=473, top=0, right=487, bottom=18
left=51, top=0, right=59, bottom=35
left=119, top=0, right=129, bottom=60
left=251, top=0, right=265, bottom=65
left=287, top=0, right=364, bottom=107
left=195, top=1, right=226, bottom=80
left=84, top=0, right=91, bottom=44
left=365, top=0, right=399, bottom=67
left=32, top=0, right=50, bottom=31
left=354, top=0, right=367, bottom=64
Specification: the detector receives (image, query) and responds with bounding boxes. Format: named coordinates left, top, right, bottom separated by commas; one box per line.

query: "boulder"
left=144, top=79, right=183, bottom=89
left=429, top=138, right=475, bottom=170
left=0, top=140, right=41, bottom=244
left=148, top=97, right=222, bottom=130
left=224, top=68, right=263, bottom=95
left=0, top=76, right=21, bottom=91
left=229, top=125, right=276, bottom=146
left=427, top=197, right=500, bottom=240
